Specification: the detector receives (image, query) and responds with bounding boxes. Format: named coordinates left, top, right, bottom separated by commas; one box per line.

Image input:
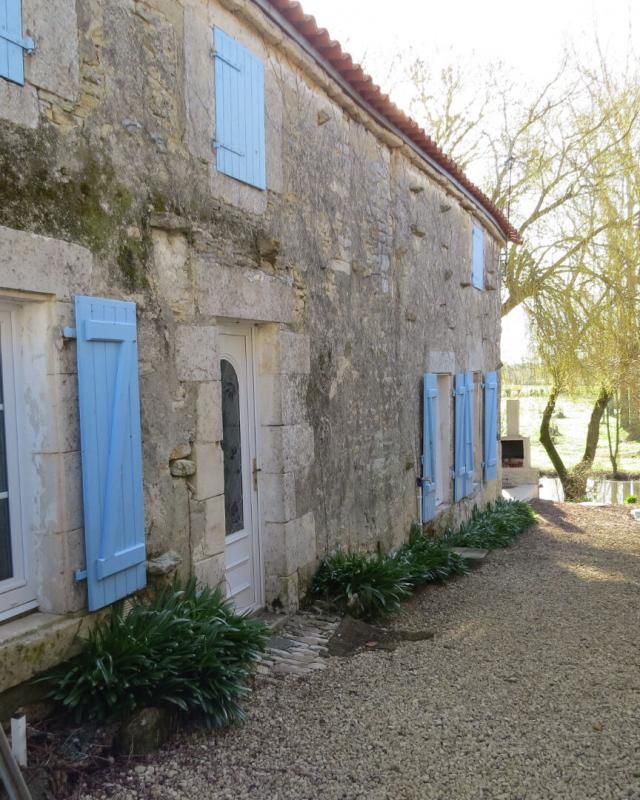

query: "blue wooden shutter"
left=0, top=0, right=32, bottom=85
left=422, top=373, right=438, bottom=522
left=75, top=296, right=146, bottom=611
left=483, top=371, right=498, bottom=480
left=464, top=372, right=475, bottom=496
left=472, top=223, right=485, bottom=290
left=453, top=373, right=466, bottom=501
left=214, top=27, right=266, bottom=190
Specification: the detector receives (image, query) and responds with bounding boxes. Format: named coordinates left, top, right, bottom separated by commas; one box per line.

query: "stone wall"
left=0, top=0, right=503, bottom=618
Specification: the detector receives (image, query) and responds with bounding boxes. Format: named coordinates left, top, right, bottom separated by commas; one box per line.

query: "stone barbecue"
left=501, top=399, right=539, bottom=489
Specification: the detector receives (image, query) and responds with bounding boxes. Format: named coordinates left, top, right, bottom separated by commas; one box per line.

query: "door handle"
left=252, top=458, right=261, bottom=491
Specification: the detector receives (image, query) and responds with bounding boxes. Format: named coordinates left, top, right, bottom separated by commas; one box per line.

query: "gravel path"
left=81, top=501, right=640, bottom=800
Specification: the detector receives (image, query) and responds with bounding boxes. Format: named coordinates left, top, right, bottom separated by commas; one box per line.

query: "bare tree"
left=404, top=48, right=640, bottom=484
left=405, top=56, right=618, bottom=317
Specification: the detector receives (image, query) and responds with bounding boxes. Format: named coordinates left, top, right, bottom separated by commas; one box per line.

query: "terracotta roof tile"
left=263, top=0, right=520, bottom=243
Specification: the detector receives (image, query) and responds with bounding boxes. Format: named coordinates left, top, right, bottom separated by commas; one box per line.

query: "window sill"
left=0, top=599, right=38, bottom=625
left=0, top=610, right=94, bottom=694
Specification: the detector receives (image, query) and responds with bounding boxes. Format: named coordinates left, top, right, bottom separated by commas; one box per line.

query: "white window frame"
left=0, top=306, right=36, bottom=621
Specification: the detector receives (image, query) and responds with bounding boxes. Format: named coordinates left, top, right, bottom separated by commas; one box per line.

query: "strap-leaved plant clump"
left=313, top=499, right=535, bottom=619
left=40, top=580, right=268, bottom=728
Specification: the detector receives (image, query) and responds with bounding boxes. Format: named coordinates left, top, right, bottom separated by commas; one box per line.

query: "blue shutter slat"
left=454, top=373, right=466, bottom=502
left=472, top=223, right=485, bottom=290
left=464, top=372, right=475, bottom=497
left=75, top=296, right=146, bottom=611
left=422, top=373, right=438, bottom=522
left=0, top=0, right=25, bottom=85
left=214, top=27, right=266, bottom=189
left=484, top=371, right=498, bottom=480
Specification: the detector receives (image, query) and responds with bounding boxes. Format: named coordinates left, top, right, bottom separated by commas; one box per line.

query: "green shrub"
left=393, top=526, right=469, bottom=588
left=40, top=580, right=268, bottom=727
left=625, top=494, right=637, bottom=504
left=313, top=500, right=536, bottom=620
left=312, top=551, right=412, bottom=619
left=312, top=530, right=469, bottom=619
left=445, top=499, right=536, bottom=549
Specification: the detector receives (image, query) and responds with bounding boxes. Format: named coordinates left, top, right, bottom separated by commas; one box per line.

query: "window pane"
left=0, top=498, right=12, bottom=581
left=221, top=359, right=244, bottom=536
left=0, top=339, right=12, bottom=581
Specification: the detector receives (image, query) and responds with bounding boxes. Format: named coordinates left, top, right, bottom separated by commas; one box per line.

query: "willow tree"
left=529, top=276, right=613, bottom=499
left=579, top=57, right=640, bottom=442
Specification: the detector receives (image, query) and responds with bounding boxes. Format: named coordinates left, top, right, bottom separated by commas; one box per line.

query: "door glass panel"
left=0, top=342, right=13, bottom=581
left=221, top=359, right=244, bottom=536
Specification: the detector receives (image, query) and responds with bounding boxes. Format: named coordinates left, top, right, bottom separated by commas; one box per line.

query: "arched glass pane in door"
left=221, top=359, right=244, bottom=535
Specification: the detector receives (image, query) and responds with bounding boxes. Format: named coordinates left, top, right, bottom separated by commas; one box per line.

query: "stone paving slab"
left=257, top=609, right=341, bottom=678
left=449, top=546, right=489, bottom=561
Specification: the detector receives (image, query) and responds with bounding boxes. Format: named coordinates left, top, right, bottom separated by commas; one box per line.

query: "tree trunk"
left=540, top=386, right=610, bottom=501
left=563, top=386, right=610, bottom=500
left=539, top=385, right=568, bottom=482
left=580, top=386, right=610, bottom=466
left=605, top=395, right=620, bottom=478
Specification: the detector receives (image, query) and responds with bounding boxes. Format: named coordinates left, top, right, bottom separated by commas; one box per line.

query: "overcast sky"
left=299, top=0, right=639, bottom=364
left=300, top=0, right=638, bottom=88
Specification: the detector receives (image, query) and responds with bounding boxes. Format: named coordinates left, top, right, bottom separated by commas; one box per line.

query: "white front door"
left=219, top=327, right=263, bottom=614
left=0, top=308, right=36, bottom=621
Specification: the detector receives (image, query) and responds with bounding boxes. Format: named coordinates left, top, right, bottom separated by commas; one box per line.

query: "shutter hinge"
left=0, top=28, right=35, bottom=53
left=63, top=327, right=77, bottom=339
left=74, top=569, right=87, bottom=582
left=212, top=48, right=241, bottom=71
left=212, top=138, right=245, bottom=158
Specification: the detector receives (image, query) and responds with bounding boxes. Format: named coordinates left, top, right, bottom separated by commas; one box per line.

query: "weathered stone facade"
left=0, top=0, right=505, bottom=685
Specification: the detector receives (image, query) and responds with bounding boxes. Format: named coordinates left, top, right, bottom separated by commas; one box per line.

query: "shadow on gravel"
left=531, top=499, right=585, bottom=533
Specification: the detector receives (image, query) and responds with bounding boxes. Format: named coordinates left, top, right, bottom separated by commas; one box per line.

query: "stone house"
left=0, top=0, right=518, bottom=699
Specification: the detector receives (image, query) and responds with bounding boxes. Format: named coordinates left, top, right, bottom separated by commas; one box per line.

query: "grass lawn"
left=502, top=385, right=640, bottom=476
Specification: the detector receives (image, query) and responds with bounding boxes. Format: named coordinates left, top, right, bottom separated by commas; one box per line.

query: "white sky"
left=300, top=0, right=639, bottom=87
left=299, top=0, right=639, bottom=364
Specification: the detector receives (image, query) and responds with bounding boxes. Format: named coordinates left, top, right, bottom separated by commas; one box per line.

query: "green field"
left=502, top=386, right=640, bottom=477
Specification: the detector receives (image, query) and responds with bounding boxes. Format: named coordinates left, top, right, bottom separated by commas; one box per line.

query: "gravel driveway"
left=81, top=501, right=640, bottom=800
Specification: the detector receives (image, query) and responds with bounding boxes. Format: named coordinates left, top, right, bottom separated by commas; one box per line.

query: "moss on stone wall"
left=0, top=115, right=280, bottom=292
left=0, top=120, right=152, bottom=290
left=117, top=233, right=151, bottom=292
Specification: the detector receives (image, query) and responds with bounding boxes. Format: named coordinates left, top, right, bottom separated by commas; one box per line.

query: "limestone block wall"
left=0, top=0, right=504, bottom=617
